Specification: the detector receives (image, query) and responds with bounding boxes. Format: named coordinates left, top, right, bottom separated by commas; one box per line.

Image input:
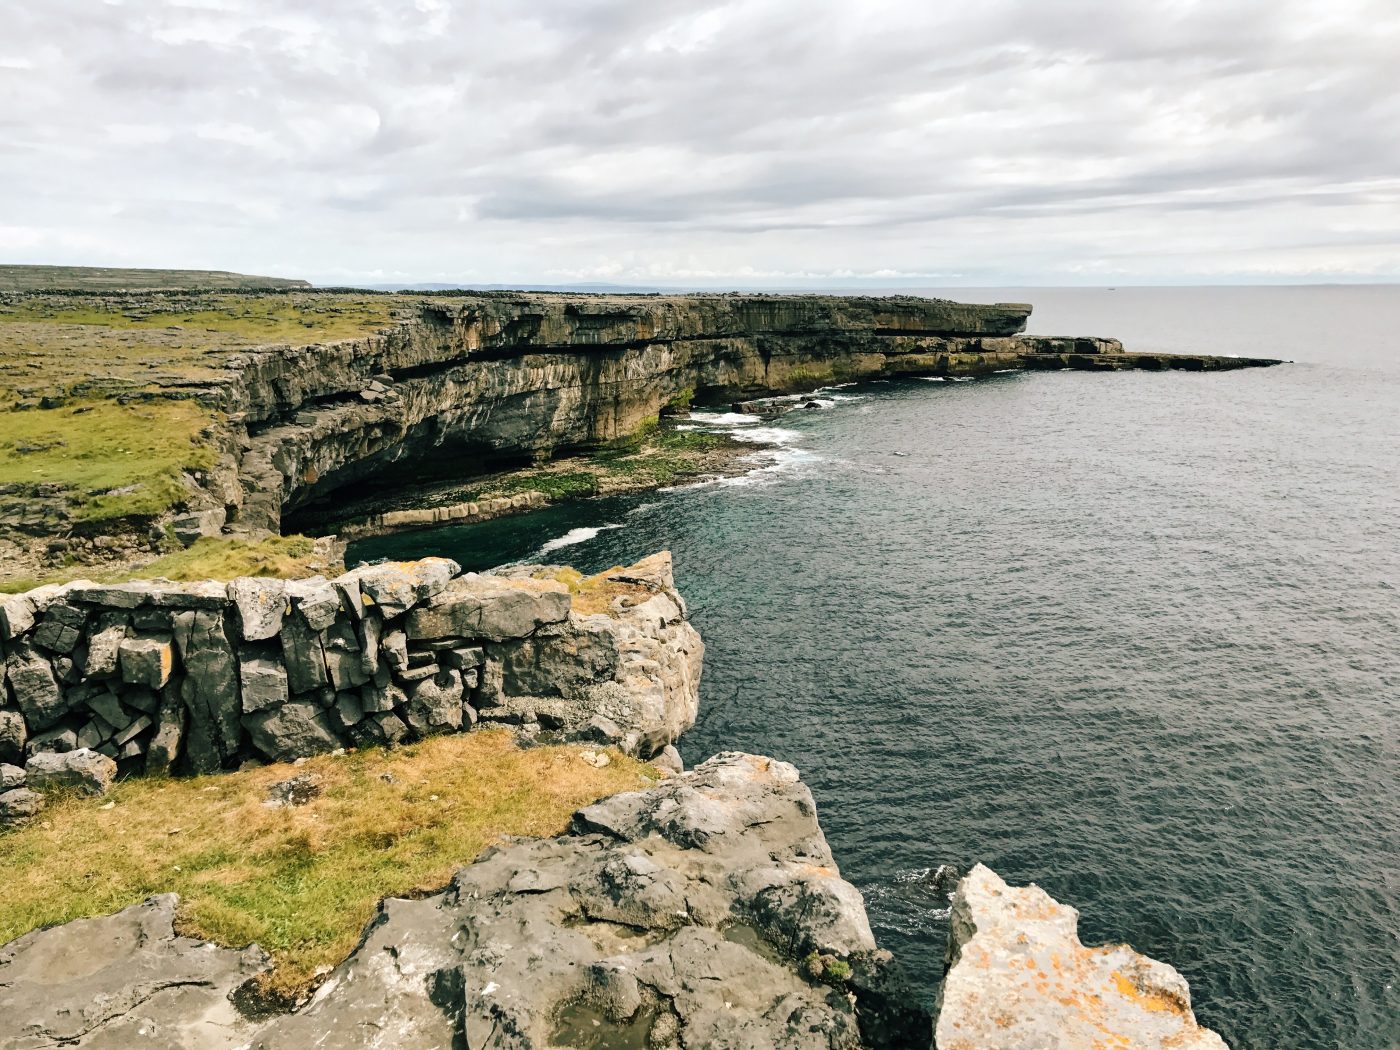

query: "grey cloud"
left=0, top=0, right=1397, bottom=283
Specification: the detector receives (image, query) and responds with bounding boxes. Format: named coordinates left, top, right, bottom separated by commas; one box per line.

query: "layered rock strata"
left=936, top=864, right=1228, bottom=1049
left=0, top=752, right=931, bottom=1050
left=197, top=293, right=1279, bottom=535
left=0, top=552, right=701, bottom=777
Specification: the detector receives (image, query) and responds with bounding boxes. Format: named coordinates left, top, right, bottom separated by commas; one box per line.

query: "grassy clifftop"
left=0, top=264, right=310, bottom=292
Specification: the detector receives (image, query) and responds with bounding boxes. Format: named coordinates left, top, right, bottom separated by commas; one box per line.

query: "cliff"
left=214, top=292, right=1277, bottom=536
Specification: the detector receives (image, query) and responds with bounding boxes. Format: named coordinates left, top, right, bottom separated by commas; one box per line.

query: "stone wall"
left=0, top=551, right=701, bottom=775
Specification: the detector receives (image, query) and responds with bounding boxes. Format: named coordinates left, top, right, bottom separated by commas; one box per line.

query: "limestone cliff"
left=189, top=292, right=1276, bottom=536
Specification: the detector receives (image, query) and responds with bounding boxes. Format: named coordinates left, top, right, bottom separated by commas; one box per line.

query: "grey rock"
left=83, top=624, right=129, bottom=678
left=0, top=708, right=28, bottom=763
left=75, top=720, right=105, bottom=750
left=321, top=619, right=368, bottom=691
left=0, top=762, right=25, bottom=789
left=226, top=577, right=287, bottom=641
left=118, top=636, right=173, bottom=688
left=360, top=677, right=406, bottom=714
left=285, top=576, right=341, bottom=631
left=112, top=714, right=152, bottom=748
left=145, top=693, right=187, bottom=775
left=279, top=612, right=328, bottom=694
left=122, top=686, right=160, bottom=714
left=404, top=667, right=464, bottom=735
left=442, top=644, right=484, bottom=670
left=170, top=506, right=226, bottom=544
left=25, top=724, right=77, bottom=756
left=0, top=786, right=42, bottom=829
left=171, top=609, right=240, bottom=774
left=25, top=747, right=117, bottom=795
left=349, top=709, right=409, bottom=747
left=239, top=653, right=289, bottom=713
left=32, top=601, right=86, bottom=654
left=936, top=864, right=1227, bottom=1050
left=381, top=627, right=408, bottom=670
left=396, top=661, right=438, bottom=683
left=85, top=687, right=126, bottom=727
left=0, top=593, right=36, bottom=640
left=655, top=744, right=684, bottom=774
left=333, top=690, right=364, bottom=728
left=0, top=893, right=268, bottom=1049
left=244, top=700, right=342, bottom=761
left=404, top=574, right=571, bottom=643
left=347, top=557, right=459, bottom=618
left=6, top=642, right=67, bottom=730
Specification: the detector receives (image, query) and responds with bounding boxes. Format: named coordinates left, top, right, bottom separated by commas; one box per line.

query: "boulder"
left=285, top=576, right=341, bottom=631
left=243, top=700, right=342, bottom=762
left=279, top=612, right=329, bottom=694
left=239, top=653, right=289, bottom=714
left=25, top=724, right=77, bottom=756
left=31, top=602, right=86, bottom=654
left=0, top=593, right=36, bottom=640
left=226, top=577, right=287, bottom=641
left=171, top=609, right=240, bottom=774
left=0, top=762, right=25, bottom=790
left=0, top=709, right=27, bottom=764
left=6, top=642, right=67, bottom=730
left=25, top=747, right=117, bottom=796
left=170, top=507, right=226, bottom=545
left=404, top=667, right=464, bottom=735
left=404, top=574, right=571, bottom=643
left=935, top=864, right=1227, bottom=1050
left=83, top=623, right=129, bottom=678
left=118, top=636, right=174, bottom=688
left=145, top=693, right=187, bottom=775
left=0, top=786, right=42, bottom=829
left=346, top=557, right=459, bottom=617
left=0, top=894, right=268, bottom=1048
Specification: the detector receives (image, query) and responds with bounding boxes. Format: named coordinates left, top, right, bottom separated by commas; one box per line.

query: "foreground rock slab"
left=0, top=894, right=269, bottom=1050
left=936, top=864, right=1227, bottom=1050
left=0, top=753, right=929, bottom=1049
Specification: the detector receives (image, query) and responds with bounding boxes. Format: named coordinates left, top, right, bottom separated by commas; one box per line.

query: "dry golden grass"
left=0, top=731, right=654, bottom=995
left=526, top=565, right=653, bottom=616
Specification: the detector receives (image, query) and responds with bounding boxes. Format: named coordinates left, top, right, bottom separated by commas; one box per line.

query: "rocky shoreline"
left=0, top=553, right=1230, bottom=1047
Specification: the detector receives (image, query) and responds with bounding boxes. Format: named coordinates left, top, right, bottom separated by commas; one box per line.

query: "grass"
left=523, top=564, right=658, bottom=615
left=0, top=731, right=654, bottom=995
left=0, top=265, right=309, bottom=293
left=0, top=536, right=334, bottom=594
left=0, top=399, right=217, bottom=522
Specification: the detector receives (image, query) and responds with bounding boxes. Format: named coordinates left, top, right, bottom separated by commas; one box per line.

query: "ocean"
left=349, top=285, right=1400, bottom=1049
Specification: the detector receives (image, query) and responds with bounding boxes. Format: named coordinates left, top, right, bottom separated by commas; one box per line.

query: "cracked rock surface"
left=0, top=894, right=269, bottom=1050
left=935, top=864, right=1228, bottom=1050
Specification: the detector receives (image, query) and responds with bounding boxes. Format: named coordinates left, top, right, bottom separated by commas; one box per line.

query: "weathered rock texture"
left=936, top=864, right=1228, bottom=1050
left=194, top=292, right=1278, bottom=534
left=0, top=552, right=700, bottom=777
left=0, top=894, right=269, bottom=1050
left=0, top=752, right=931, bottom=1049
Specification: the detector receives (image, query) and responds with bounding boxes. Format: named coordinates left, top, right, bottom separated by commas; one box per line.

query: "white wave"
left=993, top=368, right=1023, bottom=373
left=672, top=423, right=703, bottom=431
left=537, top=523, right=622, bottom=555
left=916, top=376, right=948, bottom=382
left=728, top=426, right=800, bottom=444
left=628, top=501, right=660, bottom=515
left=951, top=376, right=974, bottom=382
left=686, top=411, right=761, bottom=426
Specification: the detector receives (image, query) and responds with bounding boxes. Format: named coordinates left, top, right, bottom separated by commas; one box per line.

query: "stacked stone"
left=375, top=490, right=546, bottom=530
left=0, top=552, right=701, bottom=781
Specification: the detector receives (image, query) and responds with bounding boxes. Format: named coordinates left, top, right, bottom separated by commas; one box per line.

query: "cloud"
left=0, top=0, right=1397, bottom=284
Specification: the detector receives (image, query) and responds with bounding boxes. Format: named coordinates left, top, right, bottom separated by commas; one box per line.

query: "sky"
left=2, top=0, right=1398, bottom=287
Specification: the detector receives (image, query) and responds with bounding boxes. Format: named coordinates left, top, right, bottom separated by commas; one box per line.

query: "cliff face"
left=205, top=292, right=1275, bottom=535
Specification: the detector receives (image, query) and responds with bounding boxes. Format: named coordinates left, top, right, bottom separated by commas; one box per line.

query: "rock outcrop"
left=190, top=292, right=1277, bottom=535
left=0, top=552, right=701, bottom=788
left=0, top=752, right=931, bottom=1049
left=936, top=864, right=1227, bottom=1050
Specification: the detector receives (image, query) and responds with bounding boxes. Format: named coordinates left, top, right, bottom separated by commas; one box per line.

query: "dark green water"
left=350, top=286, right=1400, bottom=1049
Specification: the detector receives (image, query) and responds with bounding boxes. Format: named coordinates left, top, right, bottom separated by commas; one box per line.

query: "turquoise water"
left=350, top=286, right=1400, bottom=1049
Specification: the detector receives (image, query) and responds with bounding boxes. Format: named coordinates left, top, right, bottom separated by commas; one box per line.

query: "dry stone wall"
left=0, top=551, right=701, bottom=776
